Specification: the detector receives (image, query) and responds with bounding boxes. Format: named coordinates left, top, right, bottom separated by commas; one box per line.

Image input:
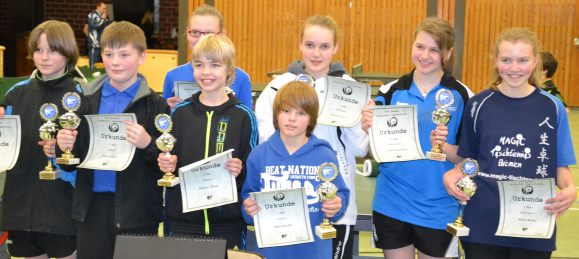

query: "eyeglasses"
left=187, top=30, right=221, bottom=38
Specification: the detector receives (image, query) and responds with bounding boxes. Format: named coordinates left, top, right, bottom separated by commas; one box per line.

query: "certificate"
left=179, top=149, right=237, bottom=213
left=495, top=178, right=556, bottom=239
left=174, top=81, right=200, bottom=100
left=0, top=115, right=21, bottom=171
left=368, top=105, right=425, bottom=162
left=317, top=76, right=370, bottom=128
left=252, top=187, right=313, bottom=248
left=78, top=114, right=137, bottom=171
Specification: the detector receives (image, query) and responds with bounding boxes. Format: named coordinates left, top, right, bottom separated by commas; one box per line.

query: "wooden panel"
left=139, top=49, right=178, bottom=93
left=0, top=46, right=4, bottom=78
left=570, top=1, right=579, bottom=106
left=210, top=0, right=425, bottom=84
left=462, top=0, right=577, bottom=107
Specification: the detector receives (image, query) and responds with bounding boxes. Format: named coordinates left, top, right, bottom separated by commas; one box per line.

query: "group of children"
left=0, top=4, right=575, bottom=259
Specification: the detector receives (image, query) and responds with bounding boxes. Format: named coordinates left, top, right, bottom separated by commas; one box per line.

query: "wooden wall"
left=462, top=0, right=577, bottom=96
left=187, top=0, right=579, bottom=106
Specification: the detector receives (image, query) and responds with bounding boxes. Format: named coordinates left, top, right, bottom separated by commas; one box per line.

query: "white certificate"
left=252, top=187, right=313, bottom=248
left=368, top=105, right=425, bottom=162
left=0, top=115, right=21, bottom=171
left=179, top=149, right=237, bottom=213
left=174, top=81, right=200, bottom=100
left=78, top=114, right=137, bottom=171
left=317, top=76, right=370, bottom=128
left=495, top=178, right=556, bottom=239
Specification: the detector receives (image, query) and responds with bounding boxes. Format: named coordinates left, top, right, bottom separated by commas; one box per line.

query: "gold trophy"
left=38, top=103, right=61, bottom=180
left=315, top=162, right=339, bottom=239
left=446, top=158, right=479, bottom=236
left=56, top=92, right=82, bottom=165
left=155, top=114, right=179, bottom=187
left=427, top=88, right=454, bottom=162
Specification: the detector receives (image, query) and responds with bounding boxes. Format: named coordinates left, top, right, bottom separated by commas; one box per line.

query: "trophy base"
left=56, top=157, right=80, bottom=165
left=446, top=223, right=470, bottom=237
left=315, top=225, right=337, bottom=239
left=158, top=177, right=179, bottom=187
left=426, top=151, right=446, bottom=162
left=39, top=170, right=62, bottom=180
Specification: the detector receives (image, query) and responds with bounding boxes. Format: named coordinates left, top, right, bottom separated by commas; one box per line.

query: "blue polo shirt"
left=93, top=78, right=140, bottom=192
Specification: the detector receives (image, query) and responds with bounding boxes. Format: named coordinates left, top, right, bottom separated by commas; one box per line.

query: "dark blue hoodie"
left=241, top=131, right=349, bottom=259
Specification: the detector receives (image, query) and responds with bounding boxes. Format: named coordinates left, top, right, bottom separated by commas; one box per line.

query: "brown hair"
left=191, top=5, right=224, bottom=31
left=27, top=20, right=79, bottom=71
left=301, top=15, right=340, bottom=46
left=101, top=21, right=147, bottom=53
left=414, top=17, right=455, bottom=74
left=96, top=1, right=106, bottom=9
left=192, top=34, right=236, bottom=85
left=490, top=27, right=543, bottom=88
left=540, top=51, right=557, bottom=78
left=273, top=81, right=319, bottom=137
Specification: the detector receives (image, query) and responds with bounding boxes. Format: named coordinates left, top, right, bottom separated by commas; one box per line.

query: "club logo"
left=386, top=117, right=398, bottom=127
left=273, top=192, right=285, bottom=201
left=521, top=185, right=534, bottom=195
left=109, top=123, right=119, bottom=132
left=342, top=87, right=353, bottom=95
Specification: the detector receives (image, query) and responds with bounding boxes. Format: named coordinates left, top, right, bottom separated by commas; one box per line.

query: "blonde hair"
left=490, top=28, right=543, bottom=89
left=191, top=5, right=224, bottom=31
left=415, top=17, right=455, bottom=74
left=28, top=20, right=79, bottom=71
left=273, top=81, right=319, bottom=137
left=101, top=21, right=147, bottom=53
left=192, top=34, right=236, bottom=85
left=301, top=15, right=340, bottom=45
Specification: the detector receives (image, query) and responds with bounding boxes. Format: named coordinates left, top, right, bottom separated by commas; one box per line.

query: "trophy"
left=315, top=162, right=339, bottom=239
left=155, top=114, right=179, bottom=187
left=295, top=74, right=315, bottom=85
left=56, top=92, right=82, bottom=165
left=426, top=88, right=454, bottom=162
left=38, top=103, right=61, bottom=180
left=446, top=158, right=479, bottom=236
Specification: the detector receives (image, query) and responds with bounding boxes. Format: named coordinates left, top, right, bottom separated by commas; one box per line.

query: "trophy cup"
left=56, top=92, right=82, bottom=165
left=426, top=89, right=454, bottom=162
left=446, top=158, right=479, bottom=236
left=315, top=162, right=339, bottom=239
left=155, top=114, right=179, bottom=187
left=38, top=103, right=61, bottom=180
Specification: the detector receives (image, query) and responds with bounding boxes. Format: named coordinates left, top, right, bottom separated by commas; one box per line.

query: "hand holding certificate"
left=179, top=149, right=237, bottom=212
left=368, top=105, right=425, bottom=162
left=495, top=178, right=556, bottom=239
left=317, top=76, right=370, bottom=128
left=173, top=81, right=200, bottom=100
left=0, top=115, right=21, bottom=172
left=251, top=187, right=313, bottom=248
left=78, top=113, right=137, bottom=171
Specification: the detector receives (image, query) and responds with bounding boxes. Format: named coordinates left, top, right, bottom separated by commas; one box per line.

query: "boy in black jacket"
left=57, top=21, right=169, bottom=259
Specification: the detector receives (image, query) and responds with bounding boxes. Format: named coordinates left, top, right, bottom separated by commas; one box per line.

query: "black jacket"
left=64, top=74, right=169, bottom=230
left=167, top=92, right=258, bottom=234
left=0, top=70, right=80, bottom=235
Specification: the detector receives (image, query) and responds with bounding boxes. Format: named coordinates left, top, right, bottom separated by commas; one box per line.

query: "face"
left=33, top=33, right=67, bottom=80
left=101, top=45, right=145, bottom=90
left=98, top=4, right=107, bottom=14
left=495, top=40, right=538, bottom=90
left=193, top=55, right=231, bottom=95
left=411, top=31, right=446, bottom=76
left=299, top=25, right=338, bottom=79
left=277, top=106, right=310, bottom=140
left=187, top=15, right=221, bottom=49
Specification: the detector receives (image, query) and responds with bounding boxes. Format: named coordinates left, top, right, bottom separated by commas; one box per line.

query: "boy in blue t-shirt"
left=242, top=81, right=349, bottom=259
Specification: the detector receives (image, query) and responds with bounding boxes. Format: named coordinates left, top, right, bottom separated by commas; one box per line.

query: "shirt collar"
left=102, top=78, right=141, bottom=98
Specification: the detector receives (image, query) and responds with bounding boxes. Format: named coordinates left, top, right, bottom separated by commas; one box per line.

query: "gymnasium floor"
left=355, top=108, right=579, bottom=258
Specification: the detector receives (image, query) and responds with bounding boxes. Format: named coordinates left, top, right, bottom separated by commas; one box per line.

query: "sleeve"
left=254, top=81, right=278, bottom=144
left=232, top=68, right=254, bottom=108
left=241, top=150, right=262, bottom=225
left=236, top=107, right=259, bottom=190
left=555, top=100, right=575, bottom=166
left=327, top=152, right=350, bottom=223
left=162, top=70, right=175, bottom=99
left=456, top=99, right=479, bottom=159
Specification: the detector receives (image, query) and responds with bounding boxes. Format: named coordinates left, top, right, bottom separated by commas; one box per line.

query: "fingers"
left=39, top=139, right=56, bottom=158
left=157, top=153, right=177, bottom=173
left=56, top=129, right=77, bottom=151
left=243, top=197, right=260, bottom=217
left=226, top=158, right=243, bottom=177
left=321, top=196, right=342, bottom=218
left=443, top=168, right=469, bottom=202
left=361, top=104, right=374, bottom=133
left=124, top=121, right=151, bottom=149
left=167, top=97, right=183, bottom=109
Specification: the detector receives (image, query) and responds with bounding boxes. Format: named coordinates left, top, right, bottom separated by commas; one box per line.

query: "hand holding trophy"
left=316, top=162, right=339, bottom=239
left=446, top=158, right=479, bottom=236
left=427, top=89, right=454, bottom=161
left=38, top=103, right=61, bottom=180
left=56, top=92, right=82, bottom=165
left=155, top=114, right=179, bottom=187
